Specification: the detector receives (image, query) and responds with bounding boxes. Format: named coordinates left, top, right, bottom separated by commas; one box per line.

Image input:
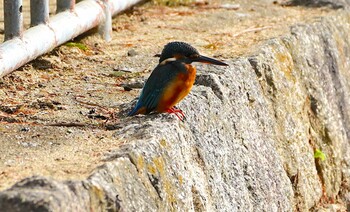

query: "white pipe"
left=109, top=0, right=142, bottom=17
left=0, top=0, right=143, bottom=77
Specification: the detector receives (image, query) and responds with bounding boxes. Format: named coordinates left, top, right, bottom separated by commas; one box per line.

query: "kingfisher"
left=128, top=41, right=228, bottom=120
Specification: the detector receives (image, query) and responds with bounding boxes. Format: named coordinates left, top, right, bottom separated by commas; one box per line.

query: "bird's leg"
left=166, top=107, right=185, bottom=121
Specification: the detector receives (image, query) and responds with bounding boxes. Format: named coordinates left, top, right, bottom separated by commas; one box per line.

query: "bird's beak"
left=193, top=55, right=228, bottom=66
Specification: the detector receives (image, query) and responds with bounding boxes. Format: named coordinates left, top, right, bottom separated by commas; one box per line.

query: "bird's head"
left=158, top=41, right=228, bottom=66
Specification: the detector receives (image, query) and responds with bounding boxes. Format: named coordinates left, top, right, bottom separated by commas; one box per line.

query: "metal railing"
left=0, top=0, right=142, bottom=77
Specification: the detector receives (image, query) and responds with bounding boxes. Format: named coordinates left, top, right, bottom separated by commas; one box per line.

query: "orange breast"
left=157, top=64, right=196, bottom=112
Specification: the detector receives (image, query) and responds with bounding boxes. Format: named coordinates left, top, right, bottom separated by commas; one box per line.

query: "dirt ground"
left=0, top=0, right=334, bottom=190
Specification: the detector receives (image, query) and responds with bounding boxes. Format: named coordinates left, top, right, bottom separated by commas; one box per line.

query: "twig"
left=74, top=95, right=118, bottom=124
left=195, top=4, right=240, bottom=10
left=232, top=26, right=273, bottom=37
left=46, top=122, right=94, bottom=127
left=74, top=95, right=111, bottom=113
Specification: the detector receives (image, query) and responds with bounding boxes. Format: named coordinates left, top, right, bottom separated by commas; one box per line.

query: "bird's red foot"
left=166, top=107, right=185, bottom=121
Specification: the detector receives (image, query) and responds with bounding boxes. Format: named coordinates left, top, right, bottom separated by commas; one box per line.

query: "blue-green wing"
left=128, top=63, right=180, bottom=115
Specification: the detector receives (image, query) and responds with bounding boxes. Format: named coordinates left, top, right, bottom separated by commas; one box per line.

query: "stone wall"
left=0, top=12, right=350, bottom=212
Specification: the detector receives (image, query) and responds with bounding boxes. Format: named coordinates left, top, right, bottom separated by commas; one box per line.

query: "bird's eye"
left=190, top=54, right=199, bottom=58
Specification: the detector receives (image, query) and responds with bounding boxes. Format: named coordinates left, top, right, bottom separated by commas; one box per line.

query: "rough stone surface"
left=0, top=11, right=350, bottom=212
left=0, top=176, right=90, bottom=211
left=288, top=0, right=350, bottom=9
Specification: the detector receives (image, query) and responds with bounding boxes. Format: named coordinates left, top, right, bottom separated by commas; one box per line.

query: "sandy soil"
left=0, top=0, right=333, bottom=190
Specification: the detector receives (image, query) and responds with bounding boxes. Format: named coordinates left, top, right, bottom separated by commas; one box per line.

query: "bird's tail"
left=128, top=105, right=139, bottom=116
left=128, top=103, right=146, bottom=116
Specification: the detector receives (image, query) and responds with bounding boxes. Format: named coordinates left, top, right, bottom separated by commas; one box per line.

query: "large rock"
left=287, top=0, right=350, bottom=9
left=1, top=12, right=350, bottom=212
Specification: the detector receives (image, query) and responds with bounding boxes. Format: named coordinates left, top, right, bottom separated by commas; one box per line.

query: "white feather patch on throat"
left=159, top=57, right=177, bottom=65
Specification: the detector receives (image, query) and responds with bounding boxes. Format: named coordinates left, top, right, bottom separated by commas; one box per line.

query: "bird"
left=128, top=41, right=228, bottom=120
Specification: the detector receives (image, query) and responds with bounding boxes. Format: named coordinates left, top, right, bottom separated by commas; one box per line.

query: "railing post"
left=3, top=0, right=23, bottom=41
left=99, top=0, right=112, bottom=42
left=30, top=0, right=50, bottom=26
left=56, top=0, right=76, bottom=13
